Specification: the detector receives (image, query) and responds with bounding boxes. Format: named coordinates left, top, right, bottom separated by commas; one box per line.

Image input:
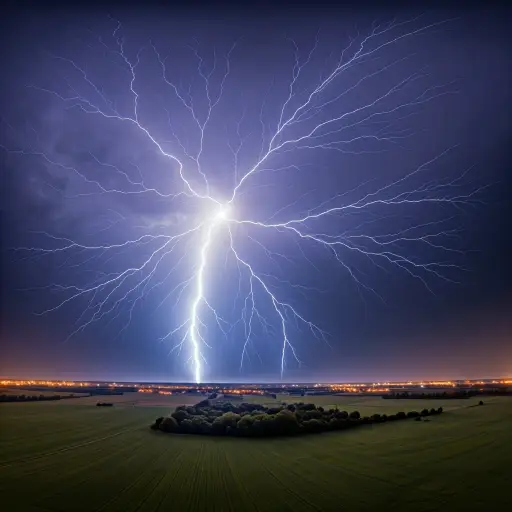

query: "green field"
left=1, top=394, right=510, bottom=511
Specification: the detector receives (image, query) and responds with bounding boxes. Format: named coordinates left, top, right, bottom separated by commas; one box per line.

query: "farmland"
left=1, top=394, right=511, bottom=511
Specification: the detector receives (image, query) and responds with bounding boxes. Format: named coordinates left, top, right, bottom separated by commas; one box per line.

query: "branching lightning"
left=3, top=16, right=482, bottom=383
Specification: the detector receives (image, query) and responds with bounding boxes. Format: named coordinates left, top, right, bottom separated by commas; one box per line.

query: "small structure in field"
left=96, top=402, right=113, bottom=407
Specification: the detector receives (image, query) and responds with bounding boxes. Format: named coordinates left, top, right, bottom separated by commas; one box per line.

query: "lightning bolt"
left=3, top=15, right=481, bottom=383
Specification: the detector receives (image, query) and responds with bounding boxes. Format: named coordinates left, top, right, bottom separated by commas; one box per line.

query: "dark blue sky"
left=1, top=0, right=511, bottom=383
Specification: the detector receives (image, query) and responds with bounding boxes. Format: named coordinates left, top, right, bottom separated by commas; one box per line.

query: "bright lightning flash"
left=3, top=16, right=482, bottom=383
left=214, top=205, right=232, bottom=223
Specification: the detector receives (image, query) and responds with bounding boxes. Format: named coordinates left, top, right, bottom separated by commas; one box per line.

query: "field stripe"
left=0, top=427, right=140, bottom=469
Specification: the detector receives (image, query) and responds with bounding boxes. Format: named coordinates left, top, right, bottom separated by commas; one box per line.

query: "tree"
left=159, top=416, right=179, bottom=433
left=211, top=417, right=226, bottom=435
left=180, top=419, right=194, bottom=433
left=297, top=403, right=316, bottom=411
left=274, top=409, right=300, bottom=435
left=218, top=412, right=241, bottom=428
left=153, top=400, right=446, bottom=437
left=303, top=409, right=322, bottom=420
left=191, top=416, right=211, bottom=434
left=302, top=419, right=324, bottom=433
left=151, top=417, right=164, bottom=430
left=236, top=414, right=255, bottom=434
left=171, top=409, right=189, bottom=422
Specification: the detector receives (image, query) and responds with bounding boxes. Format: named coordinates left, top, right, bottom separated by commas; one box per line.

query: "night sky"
left=1, top=0, right=511, bottom=383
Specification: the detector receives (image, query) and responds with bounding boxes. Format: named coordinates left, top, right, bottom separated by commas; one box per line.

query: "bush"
left=329, top=418, right=347, bottom=430
left=211, top=417, right=227, bottom=435
left=303, top=409, right=322, bottom=420
left=159, top=416, right=179, bottom=433
left=299, top=403, right=317, bottom=411
left=479, top=401, right=484, bottom=406
left=151, top=417, right=164, bottom=430
left=437, top=407, right=443, bottom=414
left=171, top=409, right=189, bottom=422
left=180, top=419, right=194, bottom=433
left=218, top=412, right=241, bottom=428
left=191, top=416, right=211, bottom=434
left=396, top=412, right=407, bottom=420
left=256, top=414, right=281, bottom=435
left=236, top=414, right=255, bottom=434
left=407, top=411, right=419, bottom=418
left=421, top=409, right=430, bottom=416
left=274, top=409, right=300, bottom=434
left=302, top=419, right=324, bottom=433
left=349, top=411, right=360, bottom=420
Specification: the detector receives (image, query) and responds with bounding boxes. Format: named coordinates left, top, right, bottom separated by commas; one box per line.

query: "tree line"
left=151, top=400, right=443, bottom=437
left=0, top=393, right=78, bottom=403
left=383, top=391, right=475, bottom=399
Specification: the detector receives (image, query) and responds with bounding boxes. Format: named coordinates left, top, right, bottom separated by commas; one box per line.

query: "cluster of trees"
left=151, top=401, right=444, bottom=437
left=478, top=389, right=512, bottom=396
left=383, top=391, right=476, bottom=400
left=0, top=393, right=76, bottom=403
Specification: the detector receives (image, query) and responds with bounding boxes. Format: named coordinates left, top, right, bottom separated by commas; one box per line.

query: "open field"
left=1, top=395, right=510, bottom=511
left=27, top=391, right=482, bottom=412
left=50, top=392, right=202, bottom=408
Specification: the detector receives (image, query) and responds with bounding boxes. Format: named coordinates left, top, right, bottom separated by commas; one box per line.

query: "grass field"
left=1, top=394, right=510, bottom=511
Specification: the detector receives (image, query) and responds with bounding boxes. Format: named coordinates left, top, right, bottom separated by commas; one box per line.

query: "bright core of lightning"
left=3, top=16, right=482, bottom=383
left=215, top=205, right=231, bottom=223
